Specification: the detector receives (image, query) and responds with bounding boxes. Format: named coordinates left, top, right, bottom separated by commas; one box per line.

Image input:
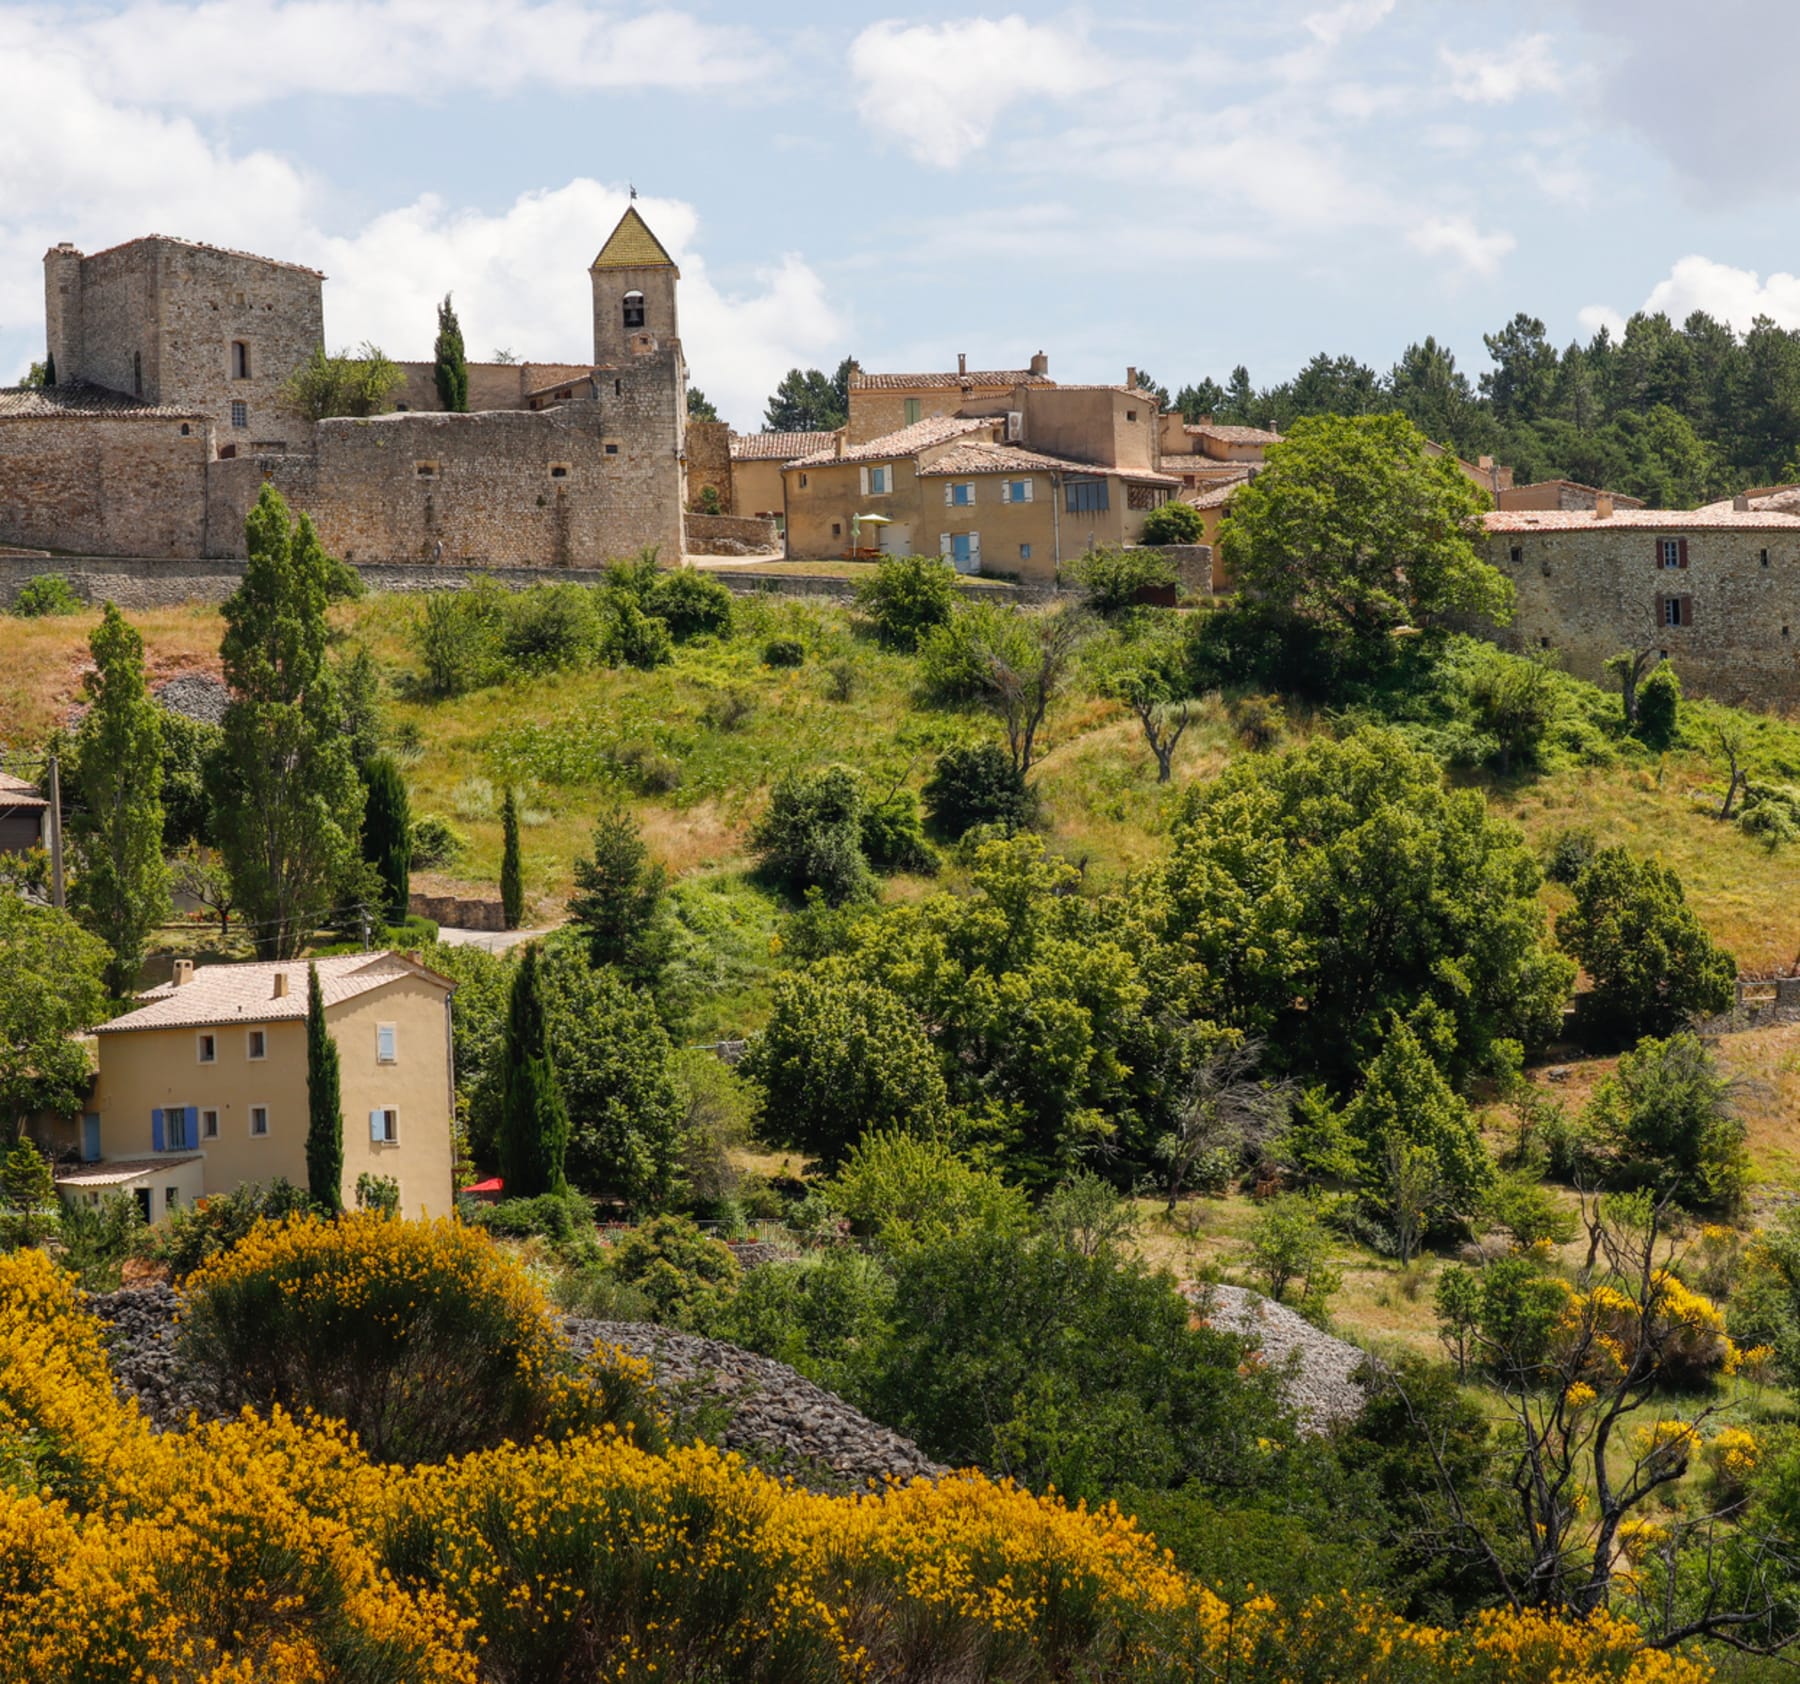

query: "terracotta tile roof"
left=732, top=430, right=831, bottom=461
left=1505, top=479, right=1645, bottom=507
left=0, top=381, right=206, bottom=421
left=1043, top=384, right=1162, bottom=400
left=849, top=368, right=1052, bottom=392
left=71, top=233, right=325, bottom=279
left=1156, top=453, right=1256, bottom=478
left=786, top=417, right=991, bottom=469
left=96, top=952, right=454, bottom=1035
left=590, top=206, right=677, bottom=271
left=1187, top=473, right=1254, bottom=510
left=1189, top=423, right=1283, bottom=445
left=1485, top=508, right=1800, bottom=533
left=1698, top=486, right=1800, bottom=515
left=0, top=771, right=46, bottom=810
left=520, top=371, right=598, bottom=404
left=916, top=441, right=1097, bottom=477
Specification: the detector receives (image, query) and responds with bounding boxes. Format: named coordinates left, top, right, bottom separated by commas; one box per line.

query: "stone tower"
left=589, top=206, right=679, bottom=365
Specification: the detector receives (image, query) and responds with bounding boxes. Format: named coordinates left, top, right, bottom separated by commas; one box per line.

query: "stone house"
left=0, top=207, right=691, bottom=566
left=728, top=430, right=829, bottom=522
left=1483, top=500, right=1800, bottom=702
left=48, top=952, right=458, bottom=1220
left=845, top=353, right=1054, bottom=444
left=1496, top=479, right=1645, bottom=513
left=0, top=772, right=49, bottom=856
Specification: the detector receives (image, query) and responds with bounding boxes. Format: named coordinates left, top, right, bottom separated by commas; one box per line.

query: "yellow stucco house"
left=60, top=952, right=458, bottom=1221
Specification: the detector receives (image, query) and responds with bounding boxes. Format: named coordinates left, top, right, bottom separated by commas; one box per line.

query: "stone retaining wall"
left=409, top=891, right=506, bottom=932
left=685, top=511, right=780, bottom=556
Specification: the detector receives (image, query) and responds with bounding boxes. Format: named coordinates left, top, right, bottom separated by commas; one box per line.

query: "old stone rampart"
left=685, top=511, right=779, bottom=555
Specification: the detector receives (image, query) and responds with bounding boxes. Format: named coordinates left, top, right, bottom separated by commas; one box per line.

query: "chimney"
left=272, top=971, right=289, bottom=999
left=957, top=352, right=967, bottom=377
left=1734, top=493, right=1752, bottom=511
left=1126, top=366, right=1139, bottom=392
left=833, top=429, right=844, bottom=459
left=1478, top=455, right=1494, bottom=471
left=172, top=959, right=194, bottom=987
left=1029, top=350, right=1049, bottom=377
left=1594, top=493, right=1614, bottom=520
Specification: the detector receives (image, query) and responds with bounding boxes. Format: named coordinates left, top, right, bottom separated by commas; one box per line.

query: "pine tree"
left=497, top=944, right=569, bottom=1196
left=499, top=786, right=523, bottom=929
left=361, top=755, right=412, bottom=926
left=568, top=806, right=669, bottom=986
left=433, top=294, right=468, bottom=414
left=304, top=961, right=344, bottom=1212
left=214, top=485, right=364, bottom=958
left=71, top=603, right=170, bottom=995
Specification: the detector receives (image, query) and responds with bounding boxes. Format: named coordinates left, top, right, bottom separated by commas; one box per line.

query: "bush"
left=1139, top=501, right=1206, bottom=546
left=652, top=567, right=734, bottom=639
left=355, top=1172, right=400, bottom=1215
left=856, top=554, right=958, bottom=650
left=762, top=635, right=806, bottom=668
left=473, top=1191, right=597, bottom=1255
left=607, top=1214, right=741, bottom=1327
left=1228, top=692, right=1286, bottom=751
left=410, top=580, right=507, bottom=697
left=410, top=812, right=467, bottom=869
left=1242, top=1195, right=1338, bottom=1312
left=917, top=599, right=1026, bottom=702
left=922, top=741, right=1031, bottom=837
left=1543, top=825, right=1598, bottom=886
left=701, top=687, right=755, bottom=731
left=1066, top=545, right=1177, bottom=616
left=500, top=584, right=599, bottom=673
left=831, top=1131, right=1031, bottom=1254
left=750, top=765, right=871, bottom=904
left=10, top=574, right=82, bottom=617
left=1584, top=1031, right=1748, bottom=1212
left=823, top=657, right=857, bottom=701
left=140, top=1178, right=314, bottom=1278
left=179, top=1211, right=659, bottom=1464
left=54, top=1192, right=143, bottom=1290
left=1637, top=663, right=1680, bottom=748
left=859, top=789, right=938, bottom=875
left=601, top=593, right=674, bottom=670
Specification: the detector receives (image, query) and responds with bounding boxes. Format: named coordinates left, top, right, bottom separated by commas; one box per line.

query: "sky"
left=4, top=0, right=1800, bottom=431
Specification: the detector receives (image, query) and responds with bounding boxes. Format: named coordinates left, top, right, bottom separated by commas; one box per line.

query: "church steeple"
left=590, top=206, right=679, bottom=363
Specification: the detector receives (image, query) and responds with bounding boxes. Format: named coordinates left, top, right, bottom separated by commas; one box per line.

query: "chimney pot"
left=957, top=352, right=967, bottom=376
left=173, top=959, right=194, bottom=987
left=1734, top=493, right=1751, bottom=511
left=272, top=971, right=289, bottom=999
left=1127, top=367, right=1138, bottom=392
left=1029, top=350, right=1049, bottom=377
left=1594, top=493, right=1614, bottom=520
left=833, top=429, right=844, bottom=459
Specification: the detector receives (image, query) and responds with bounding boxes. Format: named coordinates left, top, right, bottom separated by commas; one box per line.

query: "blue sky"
left=4, top=0, right=1800, bottom=430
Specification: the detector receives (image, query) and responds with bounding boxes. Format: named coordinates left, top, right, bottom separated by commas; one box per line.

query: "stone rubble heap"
left=154, top=672, right=230, bottom=725
left=1191, top=1283, right=1373, bottom=1433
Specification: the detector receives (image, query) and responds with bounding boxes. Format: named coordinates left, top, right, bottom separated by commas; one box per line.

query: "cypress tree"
left=362, top=754, right=413, bottom=927
left=497, top=944, right=569, bottom=1196
left=43, top=352, right=55, bottom=387
left=499, top=786, right=523, bottom=929
left=304, top=961, right=344, bottom=1212
left=433, top=294, right=468, bottom=414
left=72, top=602, right=170, bottom=996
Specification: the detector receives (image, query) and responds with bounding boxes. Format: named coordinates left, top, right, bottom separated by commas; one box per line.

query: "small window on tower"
left=549, top=464, right=569, bottom=480
left=133, top=352, right=142, bottom=396
left=179, top=423, right=191, bottom=436
left=623, top=290, right=646, bottom=329
left=231, top=342, right=250, bottom=380
left=230, top=401, right=247, bottom=429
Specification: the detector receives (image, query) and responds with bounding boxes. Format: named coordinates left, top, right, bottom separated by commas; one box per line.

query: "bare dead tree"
left=1606, top=647, right=1657, bottom=727
left=972, top=607, right=1091, bottom=780
left=1158, top=1034, right=1289, bottom=1211
left=1715, top=723, right=1749, bottom=820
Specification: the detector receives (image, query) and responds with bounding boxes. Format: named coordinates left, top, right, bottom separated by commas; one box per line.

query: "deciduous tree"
left=0, top=898, right=109, bottom=1131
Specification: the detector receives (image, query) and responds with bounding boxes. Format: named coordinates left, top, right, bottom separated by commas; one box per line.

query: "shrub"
left=473, top=1191, right=597, bottom=1247
left=1637, top=663, right=1680, bottom=748
left=1140, top=501, right=1206, bottom=546
left=409, top=580, right=507, bottom=697
left=762, top=634, right=806, bottom=668
left=1242, top=1194, right=1338, bottom=1311
left=500, top=583, right=600, bottom=672
left=179, top=1211, right=660, bottom=1463
left=354, top=1171, right=400, bottom=1215
left=607, top=1214, right=741, bottom=1327
left=1544, top=825, right=1598, bottom=886
left=409, top=812, right=467, bottom=869
left=922, top=741, right=1030, bottom=837
left=1065, top=545, right=1177, bottom=616
left=139, top=1177, right=313, bottom=1278
left=917, top=599, right=1026, bottom=702
left=859, top=788, right=938, bottom=875
left=831, top=1130, right=1031, bottom=1254
left=701, top=686, right=755, bottom=730
left=823, top=657, right=857, bottom=701
left=11, top=574, right=82, bottom=616
left=1228, top=692, right=1286, bottom=751
left=601, top=593, right=674, bottom=670
left=652, top=567, right=734, bottom=639
left=855, top=554, right=958, bottom=649
left=749, top=764, right=871, bottom=903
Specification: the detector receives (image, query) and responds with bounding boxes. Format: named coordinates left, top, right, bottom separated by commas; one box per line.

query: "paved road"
left=434, top=925, right=554, bottom=954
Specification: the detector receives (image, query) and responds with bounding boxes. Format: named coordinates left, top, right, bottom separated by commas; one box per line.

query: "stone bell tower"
left=590, top=204, right=680, bottom=365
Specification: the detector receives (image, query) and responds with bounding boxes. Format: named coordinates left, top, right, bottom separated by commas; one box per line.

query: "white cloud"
left=1302, top=0, right=1395, bottom=49
left=1440, top=33, right=1561, bottom=104
left=848, top=15, right=1096, bottom=169
left=13, top=0, right=770, bottom=109
left=1407, top=214, right=1516, bottom=277
left=1640, top=255, right=1800, bottom=332
left=1577, top=303, right=1627, bottom=339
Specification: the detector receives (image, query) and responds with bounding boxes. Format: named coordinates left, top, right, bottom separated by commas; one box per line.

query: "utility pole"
left=46, top=753, right=65, bottom=909
left=361, top=907, right=372, bottom=952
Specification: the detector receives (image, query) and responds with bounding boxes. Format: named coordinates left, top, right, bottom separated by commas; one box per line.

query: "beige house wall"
left=848, top=384, right=1016, bottom=445
left=1020, top=387, right=1156, bottom=474
left=1486, top=525, right=1800, bottom=703
left=732, top=457, right=788, bottom=520
left=89, top=974, right=456, bottom=1216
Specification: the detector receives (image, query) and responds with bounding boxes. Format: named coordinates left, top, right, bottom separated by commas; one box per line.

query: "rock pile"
left=1191, top=1283, right=1373, bottom=1433
left=566, top=1319, right=944, bottom=1489
left=155, top=672, right=229, bottom=725
left=86, top=1287, right=942, bottom=1490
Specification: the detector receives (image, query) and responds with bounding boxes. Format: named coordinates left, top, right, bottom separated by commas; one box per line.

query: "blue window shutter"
left=151, top=1108, right=164, bottom=1152
left=186, top=1106, right=199, bottom=1147
left=370, top=1109, right=384, bottom=1143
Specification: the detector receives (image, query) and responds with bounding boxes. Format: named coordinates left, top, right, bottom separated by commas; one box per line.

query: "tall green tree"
left=0, top=898, right=109, bottom=1132
left=304, top=961, right=343, bottom=1212
left=762, top=357, right=852, bottom=432
left=686, top=387, right=720, bottom=423
left=433, top=294, right=468, bottom=414
left=1218, top=413, right=1509, bottom=643
left=361, top=755, right=412, bottom=927
left=279, top=342, right=404, bottom=422
left=497, top=944, right=569, bottom=1196
left=567, top=807, right=670, bottom=987
left=213, top=485, right=364, bottom=959
left=71, top=603, right=170, bottom=995
left=499, top=786, right=523, bottom=930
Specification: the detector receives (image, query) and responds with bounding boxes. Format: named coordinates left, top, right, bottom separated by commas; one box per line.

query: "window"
left=197, top=1033, right=216, bottom=1064
left=1000, top=479, right=1033, bottom=504
left=231, top=341, right=250, bottom=380
left=622, top=290, right=646, bottom=329
left=862, top=465, right=892, bottom=495
left=162, top=1107, right=191, bottom=1151
left=179, top=423, right=191, bottom=437
left=904, top=398, right=922, bottom=425
left=798, top=473, right=808, bottom=488
left=604, top=443, right=619, bottom=455
left=1660, top=537, right=1682, bottom=568
left=377, top=1024, right=397, bottom=1064
left=1126, top=409, right=1137, bottom=422
left=1762, top=549, right=1772, bottom=567
left=615, top=378, right=623, bottom=396
left=249, top=1105, right=269, bottom=1138
left=1127, top=483, right=1167, bottom=511
left=394, top=402, right=409, bottom=412
left=549, top=464, right=569, bottom=480
left=947, top=482, right=974, bottom=507
left=1019, top=543, right=1033, bottom=561
left=1657, top=594, right=1694, bottom=628
left=133, top=352, right=142, bottom=396
left=371, top=1107, right=399, bottom=1145
left=165, top=1186, right=178, bottom=1212
left=201, top=1109, right=219, bottom=1141
left=831, top=522, right=842, bottom=538
left=1539, top=636, right=1552, bottom=649
left=246, top=1028, right=266, bottom=1061
left=230, top=401, right=247, bottom=429
left=416, top=461, right=437, bottom=477
left=1509, top=545, right=1523, bottom=564
left=1065, top=477, right=1109, bottom=515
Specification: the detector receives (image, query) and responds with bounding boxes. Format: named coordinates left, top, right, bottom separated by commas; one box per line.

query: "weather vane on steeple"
left=628, top=183, right=637, bottom=201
